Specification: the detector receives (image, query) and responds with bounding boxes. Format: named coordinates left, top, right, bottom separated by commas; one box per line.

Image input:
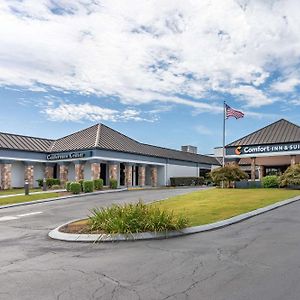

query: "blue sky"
left=1, top=0, right=300, bottom=154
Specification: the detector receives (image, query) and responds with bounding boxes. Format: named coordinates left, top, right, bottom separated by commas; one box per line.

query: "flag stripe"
left=225, top=104, right=244, bottom=119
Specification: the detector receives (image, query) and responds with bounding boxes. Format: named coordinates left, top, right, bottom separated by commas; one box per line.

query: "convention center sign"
left=46, top=151, right=93, bottom=161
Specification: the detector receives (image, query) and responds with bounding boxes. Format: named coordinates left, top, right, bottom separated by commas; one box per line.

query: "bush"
left=46, top=178, right=60, bottom=188
left=70, top=182, right=81, bottom=194
left=83, top=180, right=94, bottom=193
left=36, top=179, right=43, bottom=188
left=170, top=177, right=204, bottom=187
left=109, top=179, right=118, bottom=189
left=262, top=175, right=279, bottom=188
left=78, top=179, right=84, bottom=192
left=94, top=178, right=104, bottom=190
left=65, top=181, right=72, bottom=192
left=51, top=184, right=61, bottom=190
left=88, top=201, right=189, bottom=234
left=279, top=164, right=300, bottom=187
left=209, top=165, right=248, bottom=188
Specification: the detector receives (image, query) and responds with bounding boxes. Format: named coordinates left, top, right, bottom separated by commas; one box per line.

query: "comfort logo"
left=235, top=146, right=242, bottom=155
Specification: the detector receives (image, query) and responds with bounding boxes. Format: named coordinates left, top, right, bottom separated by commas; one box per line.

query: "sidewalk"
left=0, top=189, right=65, bottom=199
left=0, top=188, right=128, bottom=210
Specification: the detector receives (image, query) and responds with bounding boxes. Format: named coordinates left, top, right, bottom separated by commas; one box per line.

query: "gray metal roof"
left=0, top=124, right=219, bottom=165
left=0, top=132, right=53, bottom=152
left=50, top=124, right=99, bottom=152
left=227, top=119, right=300, bottom=147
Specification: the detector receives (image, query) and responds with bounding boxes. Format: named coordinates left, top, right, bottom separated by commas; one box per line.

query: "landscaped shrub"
left=279, top=164, right=300, bottom=187
left=70, top=182, right=81, bottom=194
left=36, top=179, right=43, bottom=188
left=78, top=179, right=84, bottom=191
left=65, top=181, right=72, bottom=192
left=46, top=178, right=60, bottom=188
left=88, top=201, right=189, bottom=234
left=170, top=177, right=205, bottom=187
left=94, top=178, right=104, bottom=190
left=262, top=175, right=279, bottom=188
left=209, top=165, right=248, bottom=188
left=109, top=179, right=118, bottom=189
left=51, top=184, right=61, bottom=190
left=83, top=180, right=94, bottom=193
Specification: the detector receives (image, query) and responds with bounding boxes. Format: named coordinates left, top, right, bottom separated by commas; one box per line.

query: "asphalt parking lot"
left=1, top=188, right=300, bottom=300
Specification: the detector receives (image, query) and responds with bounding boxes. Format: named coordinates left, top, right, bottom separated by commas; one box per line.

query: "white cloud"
left=230, top=85, right=274, bottom=107
left=272, top=77, right=300, bottom=93
left=290, top=99, right=300, bottom=106
left=0, top=0, right=300, bottom=109
left=42, top=102, right=155, bottom=122
left=194, top=125, right=213, bottom=135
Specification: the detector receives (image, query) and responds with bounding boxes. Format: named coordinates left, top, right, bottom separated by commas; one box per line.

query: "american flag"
left=225, top=104, right=244, bottom=119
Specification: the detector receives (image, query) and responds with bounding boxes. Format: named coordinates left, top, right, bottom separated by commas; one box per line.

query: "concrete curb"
left=48, top=195, right=300, bottom=242
left=0, top=188, right=128, bottom=210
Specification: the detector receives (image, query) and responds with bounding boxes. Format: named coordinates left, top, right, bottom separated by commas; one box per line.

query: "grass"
left=88, top=201, right=188, bottom=234
left=0, top=188, right=42, bottom=196
left=153, top=188, right=300, bottom=226
left=0, top=192, right=62, bottom=206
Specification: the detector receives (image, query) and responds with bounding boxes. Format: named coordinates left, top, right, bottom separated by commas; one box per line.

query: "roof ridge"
left=227, top=118, right=299, bottom=146
left=49, top=139, right=56, bottom=152
left=54, top=123, right=99, bottom=142
left=95, top=124, right=101, bottom=147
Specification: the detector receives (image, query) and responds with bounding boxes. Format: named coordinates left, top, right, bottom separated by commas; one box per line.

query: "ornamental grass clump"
left=88, top=201, right=189, bottom=234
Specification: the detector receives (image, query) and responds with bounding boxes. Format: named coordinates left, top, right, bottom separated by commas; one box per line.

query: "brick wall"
left=1, top=164, right=12, bottom=190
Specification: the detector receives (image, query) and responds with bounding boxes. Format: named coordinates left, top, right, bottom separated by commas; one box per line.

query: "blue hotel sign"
left=226, top=143, right=300, bottom=156
left=46, top=151, right=92, bottom=161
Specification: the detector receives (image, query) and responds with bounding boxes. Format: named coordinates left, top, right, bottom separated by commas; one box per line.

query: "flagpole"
left=222, top=101, right=226, bottom=167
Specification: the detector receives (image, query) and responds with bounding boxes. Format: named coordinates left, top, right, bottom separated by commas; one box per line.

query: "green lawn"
left=0, top=193, right=61, bottom=206
left=153, top=188, right=300, bottom=226
left=0, top=188, right=42, bottom=196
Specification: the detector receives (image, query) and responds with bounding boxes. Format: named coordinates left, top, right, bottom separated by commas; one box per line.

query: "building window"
left=265, top=166, right=288, bottom=176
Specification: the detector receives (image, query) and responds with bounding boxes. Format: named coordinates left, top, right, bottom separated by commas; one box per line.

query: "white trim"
left=0, top=155, right=166, bottom=165
left=0, top=156, right=46, bottom=163
left=0, top=155, right=212, bottom=168
left=90, top=156, right=166, bottom=166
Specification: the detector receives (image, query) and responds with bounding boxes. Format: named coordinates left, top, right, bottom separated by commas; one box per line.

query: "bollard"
left=24, top=180, right=29, bottom=195
left=42, top=178, right=47, bottom=191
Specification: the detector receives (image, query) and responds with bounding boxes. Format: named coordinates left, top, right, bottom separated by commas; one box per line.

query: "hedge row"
left=66, top=178, right=110, bottom=194
left=36, top=178, right=60, bottom=188
left=170, top=176, right=204, bottom=187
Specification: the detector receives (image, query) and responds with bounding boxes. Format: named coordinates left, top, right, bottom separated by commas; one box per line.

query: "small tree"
left=209, top=165, right=248, bottom=188
left=279, top=164, right=300, bottom=187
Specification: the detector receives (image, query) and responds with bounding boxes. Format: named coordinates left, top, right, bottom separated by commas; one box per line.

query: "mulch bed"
left=59, top=220, right=105, bottom=234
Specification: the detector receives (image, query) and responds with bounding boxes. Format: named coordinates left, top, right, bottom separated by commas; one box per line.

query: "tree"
left=279, top=164, right=300, bottom=187
left=209, top=165, right=248, bottom=188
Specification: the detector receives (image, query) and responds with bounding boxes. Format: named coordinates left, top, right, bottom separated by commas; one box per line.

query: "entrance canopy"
left=225, top=119, right=300, bottom=180
left=226, top=119, right=300, bottom=158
